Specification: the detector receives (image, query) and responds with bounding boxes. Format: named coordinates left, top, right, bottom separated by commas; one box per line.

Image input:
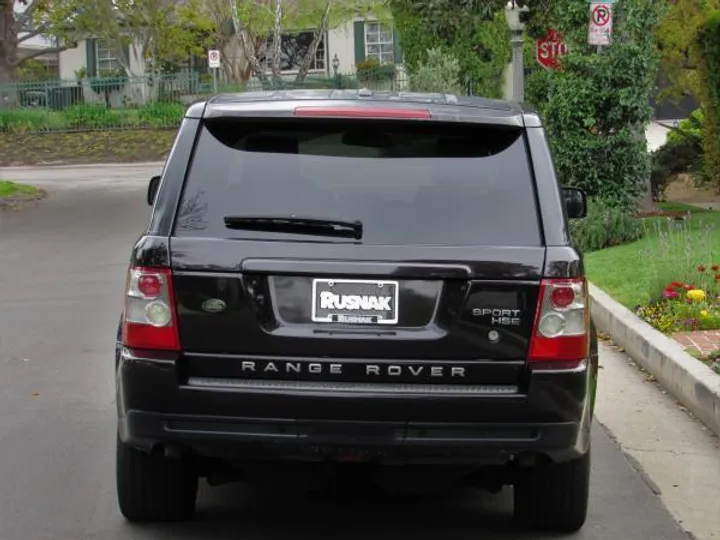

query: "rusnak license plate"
left=311, top=279, right=399, bottom=325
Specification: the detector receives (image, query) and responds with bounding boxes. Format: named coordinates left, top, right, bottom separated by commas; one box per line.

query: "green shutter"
left=86, top=38, right=97, bottom=77
left=354, top=21, right=365, bottom=66
left=122, top=42, right=131, bottom=72
left=392, top=28, right=402, bottom=64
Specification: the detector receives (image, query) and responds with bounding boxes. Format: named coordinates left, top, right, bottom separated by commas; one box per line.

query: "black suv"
left=115, top=90, right=598, bottom=532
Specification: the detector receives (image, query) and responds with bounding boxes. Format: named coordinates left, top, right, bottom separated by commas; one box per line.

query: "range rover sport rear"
left=115, top=91, right=598, bottom=532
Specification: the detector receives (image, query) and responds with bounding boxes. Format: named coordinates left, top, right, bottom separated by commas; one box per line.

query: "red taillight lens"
left=550, top=285, right=575, bottom=308
left=529, top=278, right=589, bottom=368
left=293, top=106, right=432, bottom=119
left=138, top=274, right=162, bottom=298
left=122, top=267, right=180, bottom=351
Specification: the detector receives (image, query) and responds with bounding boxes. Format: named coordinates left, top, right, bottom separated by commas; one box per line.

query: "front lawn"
left=586, top=203, right=719, bottom=333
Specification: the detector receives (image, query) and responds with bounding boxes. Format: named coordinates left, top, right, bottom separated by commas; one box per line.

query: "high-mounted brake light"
left=122, top=266, right=180, bottom=351
left=528, top=278, right=589, bottom=369
left=293, top=107, right=432, bottom=119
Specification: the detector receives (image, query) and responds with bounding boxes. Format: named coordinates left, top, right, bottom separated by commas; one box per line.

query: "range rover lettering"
left=115, top=90, right=599, bottom=533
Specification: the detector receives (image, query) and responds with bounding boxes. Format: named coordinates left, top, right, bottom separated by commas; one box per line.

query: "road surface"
left=0, top=165, right=708, bottom=540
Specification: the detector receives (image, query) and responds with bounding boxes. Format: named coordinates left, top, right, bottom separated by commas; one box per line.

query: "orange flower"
left=712, top=264, right=720, bottom=272
left=698, top=265, right=707, bottom=272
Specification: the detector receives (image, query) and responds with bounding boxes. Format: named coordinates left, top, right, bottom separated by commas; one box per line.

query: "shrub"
left=137, top=102, right=185, bottom=128
left=569, top=198, right=645, bottom=254
left=696, top=10, right=720, bottom=191
left=526, top=0, right=663, bottom=210
left=0, top=100, right=188, bottom=133
left=0, top=108, right=66, bottom=133
left=650, top=136, right=703, bottom=201
left=666, top=108, right=704, bottom=144
left=62, top=104, right=126, bottom=129
left=410, top=48, right=464, bottom=94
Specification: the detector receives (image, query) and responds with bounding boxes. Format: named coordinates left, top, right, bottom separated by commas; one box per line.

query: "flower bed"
left=636, top=266, right=720, bottom=333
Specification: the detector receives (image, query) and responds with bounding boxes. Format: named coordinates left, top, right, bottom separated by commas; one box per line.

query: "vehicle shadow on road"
left=124, top=479, right=561, bottom=540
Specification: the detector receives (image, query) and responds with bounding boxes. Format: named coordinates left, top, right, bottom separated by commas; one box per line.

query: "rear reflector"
left=293, top=107, right=432, bottom=119
left=529, top=278, right=589, bottom=369
left=122, top=266, right=180, bottom=351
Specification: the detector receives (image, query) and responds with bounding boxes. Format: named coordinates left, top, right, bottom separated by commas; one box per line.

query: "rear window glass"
left=174, top=118, right=541, bottom=246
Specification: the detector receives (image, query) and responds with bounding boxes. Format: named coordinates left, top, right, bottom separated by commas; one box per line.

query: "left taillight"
left=122, top=266, right=180, bottom=351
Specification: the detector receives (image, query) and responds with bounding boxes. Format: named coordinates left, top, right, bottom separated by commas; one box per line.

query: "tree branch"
left=295, top=0, right=331, bottom=82
left=14, top=0, right=41, bottom=30
left=16, top=22, right=51, bottom=43
left=12, top=43, right=74, bottom=65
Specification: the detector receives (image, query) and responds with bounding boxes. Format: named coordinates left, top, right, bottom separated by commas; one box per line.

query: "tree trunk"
left=295, top=1, right=331, bottom=83
left=0, top=0, right=18, bottom=106
left=270, top=0, right=283, bottom=84
left=230, top=0, right=268, bottom=87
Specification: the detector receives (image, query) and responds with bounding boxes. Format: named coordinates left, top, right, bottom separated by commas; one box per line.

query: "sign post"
left=536, top=29, right=568, bottom=71
left=588, top=1, right=613, bottom=51
left=208, top=49, right=221, bottom=93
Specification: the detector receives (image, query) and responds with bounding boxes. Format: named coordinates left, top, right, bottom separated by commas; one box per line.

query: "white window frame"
left=96, top=41, right=122, bottom=75
left=364, top=21, right=395, bottom=64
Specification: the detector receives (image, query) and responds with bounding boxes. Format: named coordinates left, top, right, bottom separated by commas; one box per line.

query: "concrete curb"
left=589, top=283, right=720, bottom=437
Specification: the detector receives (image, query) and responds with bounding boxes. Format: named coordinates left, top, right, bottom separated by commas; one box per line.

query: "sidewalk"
left=597, top=341, right=720, bottom=540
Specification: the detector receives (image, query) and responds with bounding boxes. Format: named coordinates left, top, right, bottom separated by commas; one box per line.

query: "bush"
left=410, top=48, right=464, bottom=94
left=667, top=108, right=704, bottom=144
left=526, top=0, right=663, bottom=210
left=696, top=10, right=720, bottom=191
left=62, top=104, right=126, bottom=129
left=650, top=136, right=703, bottom=200
left=136, top=102, right=185, bottom=128
left=0, top=101, right=189, bottom=133
left=569, top=198, right=645, bottom=254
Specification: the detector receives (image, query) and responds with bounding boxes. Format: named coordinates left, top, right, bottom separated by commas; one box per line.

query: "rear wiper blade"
left=223, top=215, right=363, bottom=240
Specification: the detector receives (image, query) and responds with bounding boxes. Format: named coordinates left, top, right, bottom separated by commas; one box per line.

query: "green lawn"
left=0, top=180, right=40, bottom=198
left=585, top=203, right=720, bottom=308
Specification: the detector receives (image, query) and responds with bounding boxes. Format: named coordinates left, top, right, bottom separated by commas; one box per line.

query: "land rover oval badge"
left=202, top=299, right=227, bottom=313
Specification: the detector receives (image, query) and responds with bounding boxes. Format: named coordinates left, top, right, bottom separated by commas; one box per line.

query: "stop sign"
left=536, top=29, right=568, bottom=71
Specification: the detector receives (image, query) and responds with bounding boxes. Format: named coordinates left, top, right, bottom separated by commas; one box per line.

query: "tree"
left=0, top=0, right=78, bottom=86
left=388, top=0, right=510, bottom=98
left=655, top=0, right=720, bottom=103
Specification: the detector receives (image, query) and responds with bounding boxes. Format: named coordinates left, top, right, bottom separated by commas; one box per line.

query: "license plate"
left=311, top=279, right=399, bottom=325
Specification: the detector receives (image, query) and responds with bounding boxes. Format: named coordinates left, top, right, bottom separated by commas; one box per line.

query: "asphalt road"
left=0, top=167, right=690, bottom=540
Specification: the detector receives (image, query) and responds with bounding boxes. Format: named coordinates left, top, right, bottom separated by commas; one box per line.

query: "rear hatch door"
left=170, top=109, right=545, bottom=383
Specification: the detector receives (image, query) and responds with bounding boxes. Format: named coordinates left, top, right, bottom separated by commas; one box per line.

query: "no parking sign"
left=208, top=49, right=221, bottom=69
left=588, top=2, right=613, bottom=46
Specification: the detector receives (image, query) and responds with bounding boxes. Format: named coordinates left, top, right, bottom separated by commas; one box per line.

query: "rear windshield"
left=174, top=118, right=542, bottom=246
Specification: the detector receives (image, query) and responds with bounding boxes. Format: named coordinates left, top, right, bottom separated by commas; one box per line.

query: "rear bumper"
left=117, top=350, right=595, bottom=466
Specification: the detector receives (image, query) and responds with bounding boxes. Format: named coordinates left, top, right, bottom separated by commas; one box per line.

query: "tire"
left=513, top=449, right=590, bottom=533
left=116, top=436, right=198, bottom=523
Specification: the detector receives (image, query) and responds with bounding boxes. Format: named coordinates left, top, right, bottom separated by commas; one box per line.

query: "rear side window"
left=174, top=118, right=542, bottom=246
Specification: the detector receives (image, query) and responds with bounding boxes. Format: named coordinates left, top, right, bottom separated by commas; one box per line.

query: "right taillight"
left=122, top=266, right=180, bottom=351
left=528, top=277, right=589, bottom=369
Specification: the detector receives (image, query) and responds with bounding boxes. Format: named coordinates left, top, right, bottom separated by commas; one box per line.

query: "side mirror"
left=147, top=175, right=161, bottom=206
left=562, top=187, right=587, bottom=219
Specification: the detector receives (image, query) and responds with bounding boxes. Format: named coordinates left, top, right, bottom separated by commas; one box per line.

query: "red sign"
left=536, top=29, right=569, bottom=71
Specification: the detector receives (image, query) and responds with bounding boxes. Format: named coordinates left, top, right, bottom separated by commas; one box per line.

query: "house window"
left=96, top=41, right=122, bottom=75
left=259, top=31, right=326, bottom=73
left=364, top=22, right=394, bottom=64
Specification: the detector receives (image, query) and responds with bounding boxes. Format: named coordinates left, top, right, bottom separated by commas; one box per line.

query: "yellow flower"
left=687, top=289, right=706, bottom=302
left=700, top=310, right=709, bottom=318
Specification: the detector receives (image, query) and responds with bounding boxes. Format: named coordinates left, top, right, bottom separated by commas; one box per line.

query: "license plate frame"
left=311, top=279, right=399, bottom=325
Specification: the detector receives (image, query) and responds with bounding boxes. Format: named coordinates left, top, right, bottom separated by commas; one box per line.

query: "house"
left=56, top=15, right=405, bottom=105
